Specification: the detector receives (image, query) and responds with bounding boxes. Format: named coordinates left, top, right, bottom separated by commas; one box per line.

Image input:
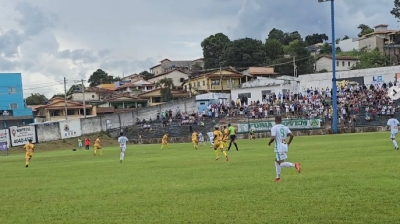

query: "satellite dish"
left=388, top=86, right=400, bottom=100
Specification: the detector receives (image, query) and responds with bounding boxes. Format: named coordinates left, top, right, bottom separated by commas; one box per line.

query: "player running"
left=198, top=132, right=205, bottom=146
left=161, top=133, right=169, bottom=149
left=118, top=132, right=129, bottom=163
left=93, top=136, right=102, bottom=156
left=213, top=126, right=229, bottom=161
left=268, top=115, right=301, bottom=182
left=387, top=114, right=399, bottom=150
left=207, top=131, right=214, bottom=148
left=249, top=128, right=255, bottom=140
left=192, top=131, right=199, bottom=150
left=24, top=139, right=35, bottom=168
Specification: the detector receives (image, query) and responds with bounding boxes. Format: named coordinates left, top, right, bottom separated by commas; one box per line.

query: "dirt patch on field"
left=6, top=133, right=118, bottom=154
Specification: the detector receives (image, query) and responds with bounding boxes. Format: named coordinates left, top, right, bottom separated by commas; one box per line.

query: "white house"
left=315, top=55, right=358, bottom=72
left=68, top=87, right=114, bottom=103
left=337, top=38, right=359, bottom=52
left=147, top=69, right=189, bottom=87
left=115, top=79, right=155, bottom=95
left=149, top=58, right=204, bottom=75
left=230, top=77, right=299, bottom=103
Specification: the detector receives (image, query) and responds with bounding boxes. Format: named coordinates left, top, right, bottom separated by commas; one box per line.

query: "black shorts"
left=230, top=135, right=236, bottom=141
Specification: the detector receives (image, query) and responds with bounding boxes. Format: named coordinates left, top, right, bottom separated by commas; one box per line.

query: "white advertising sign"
left=0, top=129, right=10, bottom=149
left=59, top=119, right=82, bottom=139
left=9, top=126, right=36, bottom=146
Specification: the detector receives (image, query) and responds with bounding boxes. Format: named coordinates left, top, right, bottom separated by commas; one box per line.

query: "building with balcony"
left=183, top=69, right=244, bottom=94
left=138, top=88, right=189, bottom=106
left=115, top=79, right=155, bottom=96
left=0, top=73, right=34, bottom=127
left=147, top=69, right=189, bottom=88
left=34, top=97, right=95, bottom=122
left=315, top=55, right=358, bottom=72
left=68, top=87, right=115, bottom=103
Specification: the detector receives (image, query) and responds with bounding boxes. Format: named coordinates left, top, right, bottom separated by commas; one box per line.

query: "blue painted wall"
left=0, top=73, right=32, bottom=116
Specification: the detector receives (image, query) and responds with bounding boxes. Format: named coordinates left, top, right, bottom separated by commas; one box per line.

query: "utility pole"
left=64, top=77, right=68, bottom=120
left=219, top=62, right=223, bottom=91
left=293, top=56, right=296, bottom=77
left=81, top=79, right=87, bottom=118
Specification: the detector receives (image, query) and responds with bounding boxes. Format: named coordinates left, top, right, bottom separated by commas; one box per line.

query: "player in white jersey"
left=268, top=115, right=301, bottom=182
left=387, top=114, right=399, bottom=150
left=198, top=133, right=205, bottom=146
left=118, top=132, right=129, bottom=163
left=207, top=131, right=214, bottom=148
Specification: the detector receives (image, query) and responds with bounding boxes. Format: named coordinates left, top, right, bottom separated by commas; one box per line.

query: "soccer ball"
left=388, top=86, right=400, bottom=100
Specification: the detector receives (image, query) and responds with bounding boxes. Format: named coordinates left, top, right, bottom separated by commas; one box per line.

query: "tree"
left=276, top=39, right=313, bottom=75
left=319, top=42, right=332, bottom=54
left=390, top=0, right=400, bottom=20
left=351, top=49, right=389, bottom=69
left=267, top=28, right=285, bottom=44
left=201, top=33, right=231, bottom=69
left=342, top=35, right=350, bottom=40
left=357, top=24, right=374, bottom=37
left=304, top=33, right=328, bottom=46
left=265, top=39, right=284, bottom=61
left=51, top=93, right=65, bottom=99
left=67, top=84, right=83, bottom=96
left=25, top=93, right=48, bottom=105
left=222, top=38, right=266, bottom=67
left=140, top=70, right=154, bottom=80
left=155, top=77, right=174, bottom=88
left=160, top=88, right=173, bottom=102
left=88, top=69, right=120, bottom=87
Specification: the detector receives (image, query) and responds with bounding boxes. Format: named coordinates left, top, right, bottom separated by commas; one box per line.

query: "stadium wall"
left=32, top=97, right=196, bottom=143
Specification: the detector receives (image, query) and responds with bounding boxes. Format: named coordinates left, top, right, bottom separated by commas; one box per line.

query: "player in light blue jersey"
left=118, top=132, right=129, bottom=163
left=387, top=114, right=399, bottom=150
left=268, top=115, right=301, bottom=182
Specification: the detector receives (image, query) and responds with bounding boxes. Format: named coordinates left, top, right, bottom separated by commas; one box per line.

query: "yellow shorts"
left=25, top=153, right=33, bottom=159
left=162, top=141, right=168, bottom=145
left=94, top=145, right=101, bottom=149
left=214, top=142, right=224, bottom=149
left=192, top=140, right=198, bottom=144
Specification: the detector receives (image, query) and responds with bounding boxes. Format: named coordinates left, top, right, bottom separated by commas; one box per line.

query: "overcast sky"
left=0, top=0, right=397, bottom=97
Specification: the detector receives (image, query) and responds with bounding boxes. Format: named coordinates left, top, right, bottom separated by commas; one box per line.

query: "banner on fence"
left=9, top=126, right=36, bottom=146
left=237, top=119, right=321, bottom=133
left=59, top=119, right=82, bottom=139
left=0, top=129, right=10, bottom=149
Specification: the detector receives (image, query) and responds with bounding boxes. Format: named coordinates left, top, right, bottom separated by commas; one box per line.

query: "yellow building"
left=183, top=69, right=243, bottom=94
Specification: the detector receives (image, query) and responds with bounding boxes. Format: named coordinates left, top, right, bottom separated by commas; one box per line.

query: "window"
left=348, top=61, right=351, bottom=67
left=67, top=110, right=75, bottom=115
left=336, top=61, right=339, bottom=66
left=342, top=61, right=345, bottom=66
left=8, top=87, right=16, bottom=94
left=50, top=110, right=60, bottom=116
left=92, top=95, right=95, bottom=98
left=227, top=80, right=235, bottom=88
left=197, top=82, right=200, bottom=87
left=203, top=81, right=205, bottom=86
left=211, top=80, right=220, bottom=85
left=238, top=93, right=251, bottom=98
left=9, top=103, right=17, bottom=109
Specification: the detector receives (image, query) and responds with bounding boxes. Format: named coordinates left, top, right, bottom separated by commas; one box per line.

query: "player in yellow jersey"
left=192, top=131, right=199, bottom=149
left=213, top=126, right=228, bottom=161
left=161, top=133, right=169, bottom=149
left=93, top=136, right=102, bottom=156
left=222, top=126, right=229, bottom=149
left=24, top=139, right=35, bottom=168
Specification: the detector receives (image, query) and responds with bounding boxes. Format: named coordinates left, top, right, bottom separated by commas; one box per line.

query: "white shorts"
left=275, top=151, right=288, bottom=161
left=391, top=132, right=398, bottom=139
left=275, top=143, right=288, bottom=153
left=120, top=147, right=126, bottom=152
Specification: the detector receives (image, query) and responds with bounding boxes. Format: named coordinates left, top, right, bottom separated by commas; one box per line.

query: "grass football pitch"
left=1, top=132, right=400, bottom=224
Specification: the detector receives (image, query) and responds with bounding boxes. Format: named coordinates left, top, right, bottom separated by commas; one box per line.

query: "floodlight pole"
left=319, top=0, right=338, bottom=133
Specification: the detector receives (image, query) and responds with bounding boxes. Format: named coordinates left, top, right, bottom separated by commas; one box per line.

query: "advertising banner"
left=0, top=129, right=10, bottom=149
left=59, top=119, right=82, bottom=139
left=9, top=126, right=36, bottom=146
left=237, top=119, right=321, bottom=133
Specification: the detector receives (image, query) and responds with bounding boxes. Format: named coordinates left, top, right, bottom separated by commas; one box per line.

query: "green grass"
left=1, top=132, right=400, bottom=224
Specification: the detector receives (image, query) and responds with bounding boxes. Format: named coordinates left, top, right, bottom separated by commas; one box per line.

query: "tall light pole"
left=319, top=0, right=338, bottom=133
